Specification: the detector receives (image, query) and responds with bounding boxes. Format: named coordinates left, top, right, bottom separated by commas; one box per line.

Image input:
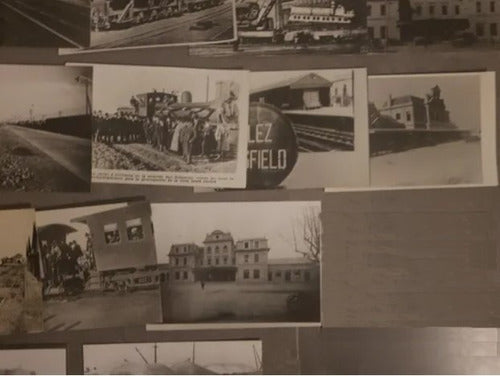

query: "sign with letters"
left=247, top=102, right=298, bottom=189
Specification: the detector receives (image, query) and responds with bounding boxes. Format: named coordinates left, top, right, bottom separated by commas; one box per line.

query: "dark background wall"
left=0, top=45, right=500, bottom=373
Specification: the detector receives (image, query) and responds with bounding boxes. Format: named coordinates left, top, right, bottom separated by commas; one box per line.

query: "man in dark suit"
left=179, top=113, right=197, bottom=164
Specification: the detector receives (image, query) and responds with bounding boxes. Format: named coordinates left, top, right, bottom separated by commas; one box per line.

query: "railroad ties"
left=292, top=123, right=354, bottom=152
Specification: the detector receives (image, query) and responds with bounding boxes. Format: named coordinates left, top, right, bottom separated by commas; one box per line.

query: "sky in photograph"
left=369, top=73, right=481, bottom=130
left=84, top=340, right=261, bottom=374
left=251, top=69, right=353, bottom=93
left=92, top=65, right=235, bottom=114
left=35, top=203, right=128, bottom=249
left=0, top=348, right=66, bottom=374
left=151, top=201, right=321, bottom=263
left=0, top=208, right=34, bottom=259
left=0, top=65, right=90, bottom=122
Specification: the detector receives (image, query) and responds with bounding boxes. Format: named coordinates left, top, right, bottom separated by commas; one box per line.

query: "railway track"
left=92, top=1, right=231, bottom=48
left=292, top=123, right=354, bottom=152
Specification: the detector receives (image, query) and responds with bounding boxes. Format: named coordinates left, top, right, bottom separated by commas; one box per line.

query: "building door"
left=302, top=90, right=321, bottom=109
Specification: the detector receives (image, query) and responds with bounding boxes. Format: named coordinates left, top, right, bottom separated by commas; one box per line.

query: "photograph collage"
left=1, top=0, right=500, bottom=373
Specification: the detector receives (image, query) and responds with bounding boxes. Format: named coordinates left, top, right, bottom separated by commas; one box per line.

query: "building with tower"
left=166, top=230, right=318, bottom=286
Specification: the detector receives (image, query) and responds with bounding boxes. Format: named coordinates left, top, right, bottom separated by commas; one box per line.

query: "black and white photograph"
left=0, top=348, right=66, bottom=374
left=0, top=208, right=43, bottom=335
left=0, top=65, right=92, bottom=193
left=83, top=340, right=262, bottom=374
left=369, top=72, right=497, bottom=188
left=0, top=0, right=90, bottom=48
left=366, top=0, right=500, bottom=54
left=148, top=201, right=321, bottom=327
left=248, top=69, right=369, bottom=189
left=190, top=0, right=368, bottom=56
left=34, top=201, right=163, bottom=331
left=71, top=0, right=236, bottom=53
left=91, top=64, right=249, bottom=188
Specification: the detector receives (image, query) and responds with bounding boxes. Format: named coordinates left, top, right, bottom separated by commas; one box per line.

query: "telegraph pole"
left=75, top=75, right=93, bottom=115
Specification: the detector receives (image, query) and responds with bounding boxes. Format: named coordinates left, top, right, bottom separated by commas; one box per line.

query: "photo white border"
left=58, top=0, right=237, bottom=55
left=73, top=63, right=249, bottom=188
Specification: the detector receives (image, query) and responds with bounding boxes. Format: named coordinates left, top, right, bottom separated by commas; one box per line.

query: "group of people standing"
left=93, top=108, right=232, bottom=165
left=144, top=111, right=231, bottom=164
left=39, top=238, right=95, bottom=295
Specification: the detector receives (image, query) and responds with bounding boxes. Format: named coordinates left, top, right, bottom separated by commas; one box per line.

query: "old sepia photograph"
left=369, top=72, right=497, bottom=188
left=83, top=340, right=262, bottom=374
left=197, top=68, right=369, bottom=191
left=34, top=201, right=162, bottom=331
left=83, top=0, right=236, bottom=52
left=91, top=64, right=249, bottom=188
left=366, top=0, right=500, bottom=53
left=0, top=65, right=92, bottom=193
left=190, top=0, right=368, bottom=56
left=249, top=69, right=369, bottom=189
left=0, top=0, right=90, bottom=48
left=0, top=348, right=66, bottom=374
left=0, top=208, right=43, bottom=335
left=150, top=201, right=321, bottom=326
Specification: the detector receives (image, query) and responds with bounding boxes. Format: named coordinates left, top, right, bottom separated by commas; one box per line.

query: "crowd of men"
left=92, top=107, right=232, bottom=164
left=39, top=237, right=95, bottom=295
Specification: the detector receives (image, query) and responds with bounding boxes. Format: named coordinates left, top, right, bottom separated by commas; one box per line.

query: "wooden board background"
left=0, top=46, right=500, bottom=373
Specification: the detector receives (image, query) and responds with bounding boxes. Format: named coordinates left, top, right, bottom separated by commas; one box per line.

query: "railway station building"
left=166, top=230, right=319, bottom=286
left=250, top=72, right=334, bottom=110
left=378, top=85, right=454, bottom=129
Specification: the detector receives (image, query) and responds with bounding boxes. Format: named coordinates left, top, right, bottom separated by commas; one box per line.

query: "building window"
left=367, top=27, right=374, bottom=39
left=104, top=223, right=120, bottom=244
left=244, top=242, right=249, bottom=248
left=406, top=112, right=411, bottom=121
left=415, top=5, right=422, bottom=15
left=275, top=271, right=282, bottom=277
left=380, top=4, right=386, bottom=15
left=175, top=258, right=179, bottom=266
left=477, top=1, right=481, bottom=12
left=244, top=254, right=249, bottom=263
left=243, top=270, right=249, bottom=279
left=215, top=257, right=219, bottom=265
left=207, top=246, right=211, bottom=254
left=223, top=257, right=227, bottom=265
left=183, top=257, right=187, bottom=266
left=367, top=4, right=371, bottom=15
left=305, top=271, right=311, bottom=281
left=268, top=272, right=272, bottom=281
left=491, top=23, right=498, bottom=35
left=477, top=22, right=485, bottom=36
left=253, top=269, right=260, bottom=279
left=183, top=271, right=188, bottom=280
left=395, top=113, right=401, bottom=120
left=429, top=4, right=434, bottom=15
left=208, top=258, right=212, bottom=265
left=254, top=254, right=259, bottom=263
left=183, top=246, right=186, bottom=253
left=215, top=246, right=219, bottom=253
left=441, top=5, right=447, bottom=14
left=294, top=270, right=301, bottom=277
left=455, top=5, right=460, bottom=14
left=380, top=26, right=386, bottom=39
left=175, top=271, right=180, bottom=280
left=491, top=0, right=496, bottom=11
left=126, top=218, right=144, bottom=241
left=254, top=240, right=259, bottom=248
left=223, top=245, right=227, bottom=250
left=285, top=271, right=291, bottom=281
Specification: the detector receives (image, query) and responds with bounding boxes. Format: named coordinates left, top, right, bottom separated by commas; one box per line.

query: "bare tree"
left=292, top=206, right=321, bottom=263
